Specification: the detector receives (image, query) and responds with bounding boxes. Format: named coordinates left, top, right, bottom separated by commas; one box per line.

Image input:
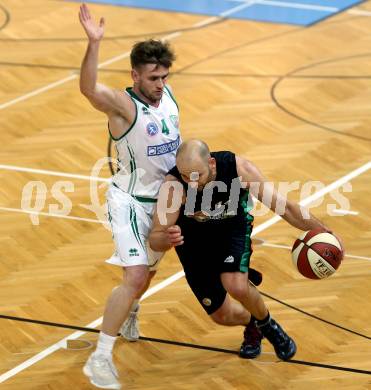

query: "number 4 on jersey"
left=161, top=119, right=170, bottom=135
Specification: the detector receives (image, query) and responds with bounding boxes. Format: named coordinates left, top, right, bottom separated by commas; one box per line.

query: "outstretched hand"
left=79, top=3, right=105, bottom=42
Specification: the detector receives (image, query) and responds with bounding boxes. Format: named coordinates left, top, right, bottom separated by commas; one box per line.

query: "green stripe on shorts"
left=240, top=224, right=253, bottom=273
left=240, top=191, right=254, bottom=273
left=130, top=204, right=145, bottom=251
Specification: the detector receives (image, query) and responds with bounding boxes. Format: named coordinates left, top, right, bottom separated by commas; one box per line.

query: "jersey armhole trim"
left=164, top=85, right=179, bottom=110
left=108, top=94, right=138, bottom=141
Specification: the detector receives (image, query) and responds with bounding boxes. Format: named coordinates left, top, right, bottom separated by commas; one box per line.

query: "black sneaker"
left=239, top=320, right=263, bottom=359
left=258, top=318, right=296, bottom=360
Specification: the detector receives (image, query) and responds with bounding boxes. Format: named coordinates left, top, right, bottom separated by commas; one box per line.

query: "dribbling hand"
left=167, top=225, right=184, bottom=247
left=79, top=3, right=105, bottom=42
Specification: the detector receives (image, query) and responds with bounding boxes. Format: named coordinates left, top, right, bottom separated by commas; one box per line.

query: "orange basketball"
left=291, top=229, right=344, bottom=279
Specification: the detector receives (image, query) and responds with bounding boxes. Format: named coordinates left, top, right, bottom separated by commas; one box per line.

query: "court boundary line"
left=0, top=206, right=105, bottom=224
left=0, top=2, right=369, bottom=111
left=0, top=160, right=369, bottom=229
left=0, top=160, right=370, bottom=383
left=0, top=164, right=110, bottom=182
left=0, top=207, right=369, bottom=261
left=0, top=270, right=185, bottom=383
left=0, top=1, right=369, bottom=381
left=0, top=2, right=258, bottom=111
left=261, top=242, right=371, bottom=262
left=0, top=315, right=370, bottom=376
left=229, top=0, right=338, bottom=12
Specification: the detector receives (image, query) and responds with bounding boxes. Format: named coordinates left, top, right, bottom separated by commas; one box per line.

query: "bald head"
left=176, top=140, right=215, bottom=188
left=176, top=139, right=210, bottom=170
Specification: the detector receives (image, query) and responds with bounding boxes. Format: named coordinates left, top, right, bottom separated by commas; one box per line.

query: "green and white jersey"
left=111, top=86, right=180, bottom=200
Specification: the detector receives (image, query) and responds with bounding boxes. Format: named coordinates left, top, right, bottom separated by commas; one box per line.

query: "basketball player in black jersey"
left=149, top=139, right=330, bottom=360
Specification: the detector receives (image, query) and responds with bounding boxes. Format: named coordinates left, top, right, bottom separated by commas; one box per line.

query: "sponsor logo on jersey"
left=147, top=135, right=180, bottom=156
left=224, top=256, right=234, bottom=263
left=142, top=107, right=151, bottom=115
left=129, top=248, right=139, bottom=257
left=188, top=206, right=236, bottom=222
left=146, top=122, right=159, bottom=136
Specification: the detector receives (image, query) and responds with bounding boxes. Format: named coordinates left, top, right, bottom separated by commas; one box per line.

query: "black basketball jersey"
left=168, top=151, right=254, bottom=233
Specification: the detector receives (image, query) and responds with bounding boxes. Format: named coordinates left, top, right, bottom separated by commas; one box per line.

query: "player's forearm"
left=80, top=41, right=100, bottom=97
left=149, top=231, right=173, bottom=252
left=283, top=201, right=328, bottom=232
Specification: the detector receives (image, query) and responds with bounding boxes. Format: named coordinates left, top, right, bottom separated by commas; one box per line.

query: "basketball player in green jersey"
left=150, top=140, right=333, bottom=361
left=79, top=4, right=180, bottom=389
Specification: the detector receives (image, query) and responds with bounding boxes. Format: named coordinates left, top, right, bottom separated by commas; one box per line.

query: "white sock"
left=94, top=332, right=116, bottom=357
left=131, top=299, right=140, bottom=312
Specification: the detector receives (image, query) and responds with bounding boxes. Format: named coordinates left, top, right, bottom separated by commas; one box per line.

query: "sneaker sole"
left=120, top=333, right=139, bottom=342
left=239, top=351, right=262, bottom=359
left=277, top=339, right=297, bottom=361
left=83, top=364, right=121, bottom=389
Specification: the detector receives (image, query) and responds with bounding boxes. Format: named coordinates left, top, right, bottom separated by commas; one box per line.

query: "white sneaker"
left=83, top=353, right=121, bottom=389
left=120, top=305, right=140, bottom=342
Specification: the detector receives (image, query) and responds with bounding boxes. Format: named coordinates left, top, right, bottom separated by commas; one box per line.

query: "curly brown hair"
left=130, top=39, right=176, bottom=69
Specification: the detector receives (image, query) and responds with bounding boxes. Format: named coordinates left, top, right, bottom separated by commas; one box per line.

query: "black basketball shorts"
left=175, top=223, right=253, bottom=315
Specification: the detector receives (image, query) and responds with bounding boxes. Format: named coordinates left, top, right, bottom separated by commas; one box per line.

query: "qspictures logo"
left=19, top=157, right=354, bottom=230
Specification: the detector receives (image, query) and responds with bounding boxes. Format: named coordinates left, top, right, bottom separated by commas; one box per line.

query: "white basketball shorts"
left=105, top=184, right=163, bottom=270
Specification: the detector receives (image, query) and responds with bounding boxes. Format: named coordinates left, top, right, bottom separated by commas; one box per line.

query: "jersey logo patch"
left=129, top=248, right=140, bottom=257
left=202, top=298, right=212, bottom=307
left=224, top=256, right=234, bottom=263
left=170, top=114, right=179, bottom=128
left=142, top=107, right=151, bottom=115
left=146, top=122, right=159, bottom=136
left=147, top=135, right=180, bottom=156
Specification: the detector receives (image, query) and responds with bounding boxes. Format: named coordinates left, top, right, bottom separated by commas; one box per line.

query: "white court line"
left=0, top=75, right=77, bottom=110
left=0, top=159, right=370, bottom=383
left=332, top=209, right=359, bottom=216
left=0, top=164, right=110, bottom=182
left=0, top=206, right=105, bottom=224
left=261, top=242, right=371, bottom=262
left=254, top=0, right=337, bottom=12
left=253, top=161, right=371, bottom=236
left=229, top=0, right=338, bottom=12
left=347, top=8, right=371, bottom=16
left=221, top=1, right=258, bottom=17
left=228, top=0, right=371, bottom=16
left=1, top=2, right=370, bottom=110
left=193, top=17, right=220, bottom=27
left=0, top=161, right=369, bottom=225
left=0, top=270, right=185, bottom=384
left=0, top=0, right=370, bottom=382
left=0, top=3, right=256, bottom=111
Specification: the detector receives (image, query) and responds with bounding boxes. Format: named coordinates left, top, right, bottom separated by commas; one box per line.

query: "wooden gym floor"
left=0, top=0, right=370, bottom=388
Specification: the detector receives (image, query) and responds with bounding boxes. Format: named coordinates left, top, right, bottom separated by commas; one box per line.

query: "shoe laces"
left=262, top=320, right=288, bottom=345
left=93, top=356, right=118, bottom=377
left=127, top=310, right=138, bottom=328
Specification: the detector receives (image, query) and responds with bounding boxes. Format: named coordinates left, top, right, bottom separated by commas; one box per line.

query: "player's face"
left=132, top=64, right=169, bottom=105
left=179, top=158, right=216, bottom=191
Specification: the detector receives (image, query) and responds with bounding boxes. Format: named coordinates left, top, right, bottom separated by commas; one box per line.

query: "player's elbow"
left=80, top=84, right=96, bottom=100
left=80, top=88, right=107, bottom=112
left=79, top=78, right=92, bottom=96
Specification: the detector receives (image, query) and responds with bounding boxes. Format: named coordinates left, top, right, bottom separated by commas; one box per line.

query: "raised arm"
left=78, top=4, right=133, bottom=121
left=236, top=156, right=329, bottom=232
left=149, top=175, right=185, bottom=252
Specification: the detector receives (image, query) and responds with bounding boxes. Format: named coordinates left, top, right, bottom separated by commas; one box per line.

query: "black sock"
left=249, top=315, right=257, bottom=325
left=256, top=312, right=271, bottom=327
